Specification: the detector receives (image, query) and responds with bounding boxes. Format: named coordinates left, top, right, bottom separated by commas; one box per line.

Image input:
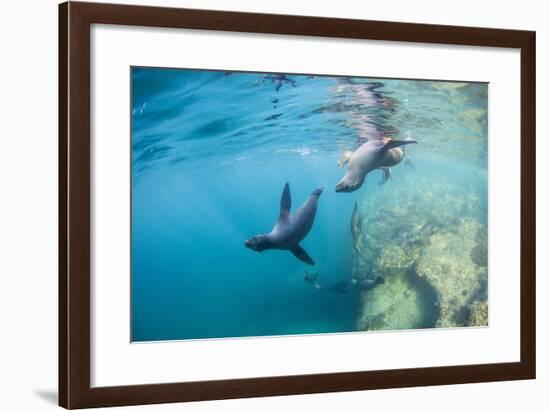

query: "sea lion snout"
left=244, top=236, right=262, bottom=251
left=245, top=234, right=271, bottom=252
left=335, top=181, right=348, bottom=192
left=335, top=179, right=359, bottom=193
left=335, top=171, right=362, bottom=192
left=312, top=187, right=323, bottom=197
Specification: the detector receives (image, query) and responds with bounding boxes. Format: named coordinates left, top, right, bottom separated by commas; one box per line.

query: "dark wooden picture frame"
left=59, top=1, right=536, bottom=408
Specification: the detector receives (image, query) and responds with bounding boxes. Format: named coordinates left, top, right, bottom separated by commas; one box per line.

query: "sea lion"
left=262, top=74, right=297, bottom=92
left=245, top=183, right=322, bottom=265
left=305, top=275, right=385, bottom=294
left=304, top=274, right=351, bottom=293
left=330, top=79, right=416, bottom=192
left=324, top=279, right=352, bottom=294
left=335, top=137, right=417, bottom=193
left=379, top=167, right=393, bottom=185
left=350, top=276, right=385, bottom=292
left=351, top=202, right=363, bottom=254
left=404, top=158, right=415, bottom=170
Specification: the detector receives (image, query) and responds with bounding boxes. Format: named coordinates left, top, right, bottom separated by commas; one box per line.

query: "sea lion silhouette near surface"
left=245, top=183, right=322, bottom=265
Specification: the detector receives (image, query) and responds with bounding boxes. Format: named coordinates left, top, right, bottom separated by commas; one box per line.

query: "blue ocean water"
left=131, top=68, right=488, bottom=342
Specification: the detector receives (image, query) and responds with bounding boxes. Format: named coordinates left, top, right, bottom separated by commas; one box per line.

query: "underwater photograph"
left=131, top=67, right=488, bottom=342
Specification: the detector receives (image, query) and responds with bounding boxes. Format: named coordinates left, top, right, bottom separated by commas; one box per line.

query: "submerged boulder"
left=353, top=172, right=488, bottom=331
left=467, top=300, right=489, bottom=327
left=415, top=219, right=487, bottom=328
left=357, top=271, right=422, bottom=331
left=357, top=266, right=439, bottom=331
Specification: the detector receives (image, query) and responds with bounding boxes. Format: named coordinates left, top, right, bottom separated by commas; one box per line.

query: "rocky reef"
left=467, top=300, right=489, bottom=327
left=354, top=169, right=488, bottom=331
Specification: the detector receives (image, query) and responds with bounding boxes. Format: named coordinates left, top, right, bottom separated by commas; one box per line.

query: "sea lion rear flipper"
left=378, top=168, right=392, bottom=185
left=404, top=158, right=415, bottom=170
left=351, top=202, right=360, bottom=230
left=291, top=245, right=315, bottom=265
left=381, top=138, right=417, bottom=153
left=351, top=202, right=362, bottom=252
left=279, top=183, right=291, bottom=221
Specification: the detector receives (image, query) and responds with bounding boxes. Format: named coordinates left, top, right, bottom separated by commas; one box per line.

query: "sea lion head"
left=244, top=234, right=271, bottom=252
left=375, top=275, right=385, bottom=285
left=335, top=173, right=364, bottom=193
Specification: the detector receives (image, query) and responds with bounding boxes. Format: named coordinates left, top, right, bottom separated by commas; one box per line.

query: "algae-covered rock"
left=470, top=226, right=488, bottom=267
left=467, top=300, right=488, bottom=327
left=416, top=219, right=487, bottom=328
left=354, top=171, right=488, bottom=332
left=470, top=243, right=488, bottom=267
left=357, top=270, right=423, bottom=331
left=377, top=245, right=413, bottom=272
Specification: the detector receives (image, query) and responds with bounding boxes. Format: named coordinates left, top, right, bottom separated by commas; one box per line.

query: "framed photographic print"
left=59, top=1, right=536, bottom=408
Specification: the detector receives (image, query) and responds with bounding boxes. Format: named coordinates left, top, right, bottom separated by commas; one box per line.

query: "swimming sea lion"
left=324, top=279, right=352, bottom=294
left=350, top=276, right=385, bottom=292
left=330, top=79, right=416, bottom=192
left=305, top=275, right=385, bottom=294
left=262, top=74, right=297, bottom=92
left=335, top=137, right=417, bottom=193
left=245, top=183, right=322, bottom=265
left=404, top=157, right=415, bottom=170
left=379, top=167, right=393, bottom=185
left=351, top=202, right=363, bottom=254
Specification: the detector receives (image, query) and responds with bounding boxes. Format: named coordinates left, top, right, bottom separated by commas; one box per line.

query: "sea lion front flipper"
left=381, top=138, right=417, bottom=153
left=291, top=245, right=315, bottom=265
left=337, top=150, right=353, bottom=168
left=279, top=182, right=291, bottom=221
left=378, top=168, right=392, bottom=185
